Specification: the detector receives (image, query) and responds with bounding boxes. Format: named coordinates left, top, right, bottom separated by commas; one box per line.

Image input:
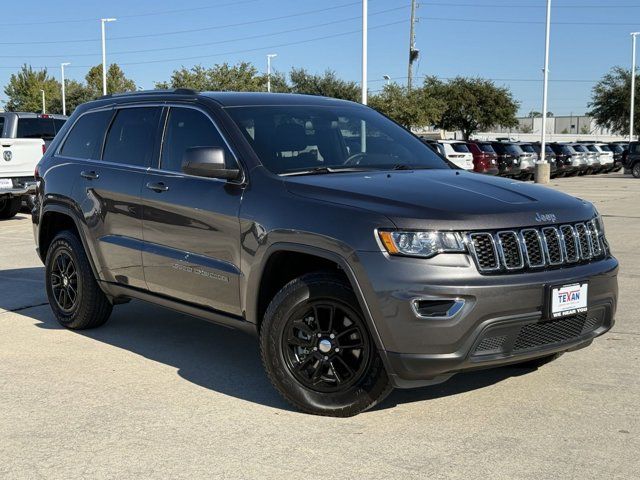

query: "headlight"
left=378, top=230, right=466, bottom=258
left=594, top=212, right=605, bottom=236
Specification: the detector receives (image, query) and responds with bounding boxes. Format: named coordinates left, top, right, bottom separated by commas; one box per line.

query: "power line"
left=0, top=20, right=407, bottom=70
left=0, top=0, right=261, bottom=27
left=0, top=6, right=408, bottom=59
left=419, top=2, right=640, bottom=8
left=420, top=16, right=640, bottom=26
left=0, top=1, right=367, bottom=45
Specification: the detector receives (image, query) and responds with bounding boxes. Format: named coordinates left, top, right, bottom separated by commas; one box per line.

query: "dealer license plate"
left=551, top=283, right=588, bottom=319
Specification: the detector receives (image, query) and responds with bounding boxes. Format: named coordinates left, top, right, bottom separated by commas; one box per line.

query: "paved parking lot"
left=1, top=173, right=639, bottom=479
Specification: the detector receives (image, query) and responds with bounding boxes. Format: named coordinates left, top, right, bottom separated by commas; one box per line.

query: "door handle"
left=80, top=170, right=99, bottom=180
left=145, top=182, right=169, bottom=193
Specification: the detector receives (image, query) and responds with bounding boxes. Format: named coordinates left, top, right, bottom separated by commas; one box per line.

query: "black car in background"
left=607, top=143, right=625, bottom=172
left=548, top=143, right=582, bottom=177
left=490, top=141, right=522, bottom=178
left=531, top=142, right=558, bottom=177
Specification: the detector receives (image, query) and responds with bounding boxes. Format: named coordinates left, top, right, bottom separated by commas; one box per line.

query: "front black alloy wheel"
left=260, top=272, right=391, bottom=417
left=283, top=302, right=371, bottom=394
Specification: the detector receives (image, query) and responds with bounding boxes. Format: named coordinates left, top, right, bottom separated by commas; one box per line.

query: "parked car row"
left=421, top=138, right=626, bottom=180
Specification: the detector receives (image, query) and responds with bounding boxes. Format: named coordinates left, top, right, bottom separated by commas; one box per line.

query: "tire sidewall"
left=633, top=163, right=640, bottom=178
left=261, top=276, right=390, bottom=416
left=45, top=234, right=85, bottom=326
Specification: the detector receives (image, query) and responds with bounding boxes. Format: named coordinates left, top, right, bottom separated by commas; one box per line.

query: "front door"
left=141, top=106, right=243, bottom=315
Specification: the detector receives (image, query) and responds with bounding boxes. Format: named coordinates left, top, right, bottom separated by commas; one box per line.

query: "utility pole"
left=407, top=0, right=419, bottom=91
left=61, top=62, right=70, bottom=116
left=631, top=32, right=639, bottom=141
left=535, top=0, right=552, bottom=184
left=361, top=0, right=368, bottom=105
left=101, top=18, right=116, bottom=96
left=266, top=53, right=277, bottom=93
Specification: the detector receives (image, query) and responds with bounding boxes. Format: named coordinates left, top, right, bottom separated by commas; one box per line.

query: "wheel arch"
left=38, top=204, right=101, bottom=280
left=248, top=243, right=387, bottom=353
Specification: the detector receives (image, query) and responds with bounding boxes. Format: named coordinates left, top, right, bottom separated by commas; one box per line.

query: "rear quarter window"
left=59, top=110, right=113, bottom=160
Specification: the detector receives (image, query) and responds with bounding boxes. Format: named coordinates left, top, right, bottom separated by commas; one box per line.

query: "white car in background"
left=438, top=140, right=474, bottom=171
left=592, top=143, right=615, bottom=172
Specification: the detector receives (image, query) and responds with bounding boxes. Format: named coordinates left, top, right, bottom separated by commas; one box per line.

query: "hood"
left=284, top=169, right=595, bottom=230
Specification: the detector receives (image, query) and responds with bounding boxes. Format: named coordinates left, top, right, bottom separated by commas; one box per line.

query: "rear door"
left=141, top=105, right=244, bottom=315
left=65, top=105, right=162, bottom=289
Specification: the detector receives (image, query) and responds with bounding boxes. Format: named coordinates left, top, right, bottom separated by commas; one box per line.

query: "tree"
left=288, top=68, right=360, bottom=101
left=588, top=66, right=639, bottom=136
left=527, top=110, right=553, bottom=118
left=3, top=65, right=61, bottom=113
left=156, top=62, right=275, bottom=92
left=85, top=63, right=136, bottom=97
left=369, top=83, right=443, bottom=130
left=423, top=76, right=519, bottom=140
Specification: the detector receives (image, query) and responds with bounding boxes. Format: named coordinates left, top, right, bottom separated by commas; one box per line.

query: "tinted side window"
left=103, top=107, right=161, bottom=167
left=0, top=117, right=5, bottom=136
left=17, top=118, right=56, bottom=140
left=59, top=110, right=113, bottom=160
left=160, top=107, right=233, bottom=172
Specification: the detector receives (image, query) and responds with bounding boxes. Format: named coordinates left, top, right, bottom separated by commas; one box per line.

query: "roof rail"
left=99, top=88, right=198, bottom=99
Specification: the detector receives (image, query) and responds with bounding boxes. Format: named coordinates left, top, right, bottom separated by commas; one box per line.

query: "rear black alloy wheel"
left=45, top=230, right=113, bottom=329
left=633, top=163, right=640, bottom=178
left=260, top=272, right=391, bottom=417
left=50, top=251, right=79, bottom=314
left=283, top=301, right=371, bottom=393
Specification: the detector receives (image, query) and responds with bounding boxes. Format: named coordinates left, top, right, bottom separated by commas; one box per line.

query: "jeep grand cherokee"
left=32, top=90, right=618, bottom=416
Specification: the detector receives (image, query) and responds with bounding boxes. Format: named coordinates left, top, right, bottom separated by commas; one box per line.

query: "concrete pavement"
left=1, top=173, right=638, bottom=479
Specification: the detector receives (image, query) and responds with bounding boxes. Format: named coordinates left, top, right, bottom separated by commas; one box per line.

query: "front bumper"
left=354, top=252, right=618, bottom=388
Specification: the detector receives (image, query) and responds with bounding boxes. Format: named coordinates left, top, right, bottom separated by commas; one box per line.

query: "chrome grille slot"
left=497, top=231, right=524, bottom=270
left=575, top=223, right=592, bottom=260
left=560, top=225, right=579, bottom=263
left=588, top=220, right=602, bottom=256
left=542, top=227, right=563, bottom=265
left=468, top=219, right=607, bottom=274
left=468, top=233, right=499, bottom=271
left=521, top=229, right=545, bottom=268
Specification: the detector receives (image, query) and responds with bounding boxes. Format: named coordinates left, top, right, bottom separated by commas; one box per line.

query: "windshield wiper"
left=281, top=166, right=372, bottom=176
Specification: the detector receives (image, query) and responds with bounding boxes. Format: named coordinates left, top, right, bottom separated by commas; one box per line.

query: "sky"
left=1, top=0, right=639, bottom=117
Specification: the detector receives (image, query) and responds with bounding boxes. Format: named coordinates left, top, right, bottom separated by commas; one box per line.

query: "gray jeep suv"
left=32, top=90, right=618, bottom=416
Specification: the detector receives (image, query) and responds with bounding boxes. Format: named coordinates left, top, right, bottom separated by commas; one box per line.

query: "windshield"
left=450, top=143, right=470, bottom=153
left=477, top=143, right=495, bottom=154
left=572, top=145, right=587, bottom=153
left=226, top=105, right=450, bottom=175
left=519, top=144, right=535, bottom=153
left=610, top=144, right=623, bottom=153
left=586, top=145, right=598, bottom=152
left=504, top=144, right=524, bottom=155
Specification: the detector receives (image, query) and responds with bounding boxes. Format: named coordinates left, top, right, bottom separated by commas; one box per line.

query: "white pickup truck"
left=0, top=112, right=67, bottom=219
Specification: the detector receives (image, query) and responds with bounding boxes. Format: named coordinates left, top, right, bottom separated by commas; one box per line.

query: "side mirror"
left=181, top=147, right=240, bottom=180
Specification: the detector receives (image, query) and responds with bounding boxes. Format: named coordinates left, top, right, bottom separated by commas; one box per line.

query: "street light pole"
left=383, top=75, right=391, bottom=86
left=266, top=53, right=277, bottom=93
left=61, top=62, right=70, bottom=116
left=40, top=89, right=45, bottom=114
left=101, top=18, right=116, bottom=96
left=361, top=0, right=367, bottom=105
left=536, top=0, right=552, bottom=184
left=630, top=32, right=639, bottom=141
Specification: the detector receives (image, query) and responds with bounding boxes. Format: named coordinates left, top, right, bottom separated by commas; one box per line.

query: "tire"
left=45, top=230, right=112, bottom=330
left=0, top=197, right=21, bottom=219
left=515, top=352, right=563, bottom=369
left=260, top=272, right=392, bottom=417
left=24, top=194, right=36, bottom=211
left=632, top=163, right=640, bottom=179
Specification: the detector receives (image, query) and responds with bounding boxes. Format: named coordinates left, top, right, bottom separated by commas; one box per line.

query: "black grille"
left=468, top=220, right=605, bottom=273
left=575, top=223, right=592, bottom=260
left=522, top=229, right=544, bottom=267
left=497, top=232, right=523, bottom=269
left=542, top=227, right=563, bottom=264
left=470, top=233, right=499, bottom=270
left=560, top=225, right=579, bottom=262
left=513, top=314, right=587, bottom=352
left=475, top=335, right=507, bottom=353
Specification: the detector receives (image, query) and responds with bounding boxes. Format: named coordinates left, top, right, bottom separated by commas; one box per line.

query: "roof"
left=200, top=91, right=358, bottom=107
